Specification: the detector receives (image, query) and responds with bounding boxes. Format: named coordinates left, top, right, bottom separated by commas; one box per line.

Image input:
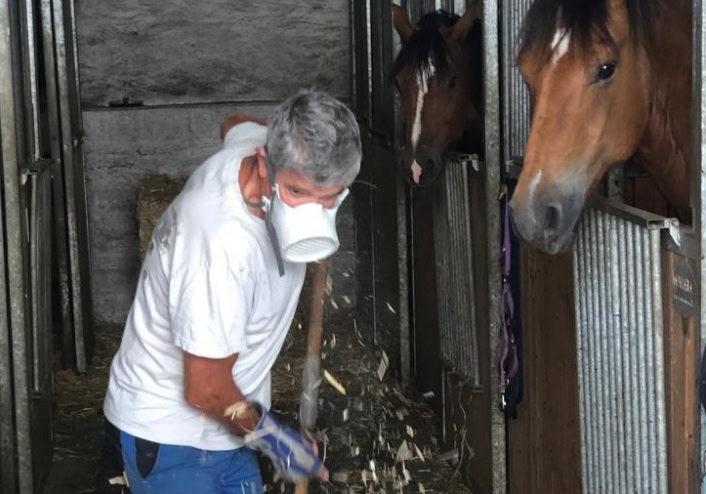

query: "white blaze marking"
left=550, top=28, right=570, bottom=64
left=411, top=59, right=436, bottom=150
left=527, top=169, right=543, bottom=219
left=411, top=161, right=422, bottom=184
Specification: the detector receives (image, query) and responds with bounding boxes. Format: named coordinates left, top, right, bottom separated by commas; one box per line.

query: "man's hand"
left=244, top=403, right=328, bottom=483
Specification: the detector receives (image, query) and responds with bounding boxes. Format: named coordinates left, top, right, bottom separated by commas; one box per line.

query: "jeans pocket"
left=135, top=437, right=160, bottom=479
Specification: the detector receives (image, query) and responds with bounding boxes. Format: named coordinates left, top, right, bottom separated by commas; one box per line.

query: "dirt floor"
left=44, top=287, right=473, bottom=494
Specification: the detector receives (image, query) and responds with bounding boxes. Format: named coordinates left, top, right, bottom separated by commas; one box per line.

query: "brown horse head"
left=510, top=0, right=691, bottom=254
left=392, top=5, right=483, bottom=187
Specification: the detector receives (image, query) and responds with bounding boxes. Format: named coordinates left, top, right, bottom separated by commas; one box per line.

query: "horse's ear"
left=392, top=4, right=414, bottom=42
left=451, top=1, right=481, bottom=42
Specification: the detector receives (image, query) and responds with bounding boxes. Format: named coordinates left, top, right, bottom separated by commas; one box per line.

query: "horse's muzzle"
left=399, top=147, right=444, bottom=188
left=509, top=186, right=583, bottom=254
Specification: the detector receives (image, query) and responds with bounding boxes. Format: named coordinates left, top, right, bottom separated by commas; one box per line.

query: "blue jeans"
left=119, top=428, right=263, bottom=494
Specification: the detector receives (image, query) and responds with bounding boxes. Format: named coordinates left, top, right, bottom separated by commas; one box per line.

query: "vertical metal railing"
left=0, top=0, right=33, bottom=492
left=481, top=0, right=506, bottom=492
left=692, top=0, right=706, bottom=491
left=501, top=0, right=532, bottom=163
left=433, top=157, right=481, bottom=385
left=574, top=201, right=669, bottom=494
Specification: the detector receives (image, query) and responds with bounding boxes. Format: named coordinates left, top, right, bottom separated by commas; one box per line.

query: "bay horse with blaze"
left=509, top=0, right=691, bottom=254
left=392, top=4, right=484, bottom=187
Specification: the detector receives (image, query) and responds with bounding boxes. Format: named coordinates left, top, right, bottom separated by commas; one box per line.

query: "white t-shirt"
left=103, top=122, right=306, bottom=451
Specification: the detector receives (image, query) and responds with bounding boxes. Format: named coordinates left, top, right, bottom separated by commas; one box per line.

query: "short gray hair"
left=266, top=90, right=362, bottom=186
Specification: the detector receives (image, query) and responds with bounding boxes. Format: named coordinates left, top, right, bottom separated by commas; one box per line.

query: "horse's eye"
left=596, top=61, right=617, bottom=82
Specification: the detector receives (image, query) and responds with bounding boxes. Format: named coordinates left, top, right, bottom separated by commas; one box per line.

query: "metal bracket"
left=449, top=152, right=483, bottom=173
left=503, top=158, right=522, bottom=179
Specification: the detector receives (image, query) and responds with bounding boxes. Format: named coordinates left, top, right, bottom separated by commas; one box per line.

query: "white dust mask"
left=262, top=185, right=349, bottom=276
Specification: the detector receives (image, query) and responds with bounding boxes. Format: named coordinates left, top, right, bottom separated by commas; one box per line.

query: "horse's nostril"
left=544, top=203, right=562, bottom=233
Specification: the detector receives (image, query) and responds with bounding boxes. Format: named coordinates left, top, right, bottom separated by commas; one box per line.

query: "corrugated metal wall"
left=574, top=203, right=669, bottom=494
left=433, top=157, right=481, bottom=385
left=501, top=0, right=531, bottom=162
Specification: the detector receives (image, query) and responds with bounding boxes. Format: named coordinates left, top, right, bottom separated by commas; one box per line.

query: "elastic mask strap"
left=265, top=209, right=286, bottom=277
left=264, top=152, right=286, bottom=277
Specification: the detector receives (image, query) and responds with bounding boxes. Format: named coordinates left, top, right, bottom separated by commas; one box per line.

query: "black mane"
left=392, top=10, right=461, bottom=79
left=519, top=0, right=656, bottom=59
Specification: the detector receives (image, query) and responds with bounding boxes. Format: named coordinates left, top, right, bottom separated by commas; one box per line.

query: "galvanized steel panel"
left=352, top=0, right=371, bottom=123
left=54, top=0, right=94, bottom=372
left=30, top=164, right=54, bottom=394
left=693, top=0, right=706, bottom=491
left=0, top=161, right=17, bottom=494
left=501, top=0, right=532, bottom=161
left=432, top=158, right=480, bottom=385
left=0, top=0, right=33, bottom=492
left=574, top=205, right=668, bottom=494
left=370, top=0, right=395, bottom=139
left=40, top=0, right=74, bottom=368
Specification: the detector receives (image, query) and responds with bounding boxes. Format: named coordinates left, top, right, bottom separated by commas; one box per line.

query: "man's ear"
left=256, top=146, right=269, bottom=180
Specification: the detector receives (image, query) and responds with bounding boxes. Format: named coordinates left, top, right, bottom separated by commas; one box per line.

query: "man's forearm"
left=183, top=352, right=259, bottom=435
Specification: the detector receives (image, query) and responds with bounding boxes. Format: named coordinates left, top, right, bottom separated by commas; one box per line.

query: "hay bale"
left=136, top=174, right=188, bottom=259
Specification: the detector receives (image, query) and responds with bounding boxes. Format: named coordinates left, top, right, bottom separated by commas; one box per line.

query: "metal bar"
left=65, top=0, right=94, bottom=348
left=0, top=153, right=17, bottom=494
left=365, top=0, right=373, bottom=124
left=20, top=0, right=41, bottom=160
left=396, top=183, right=410, bottom=385
left=640, top=227, right=658, bottom=492
left=482, top=0, right=506, bottom=489
left=598, top=210, right=615, bottom=490
left=634, top=223, right=650, bottom=494
left=626, top=222, right=645, bottom=492
left=693, top=0, right=706, bottom=488
left=53, top=0, right=88, bottom=372
left=617, top=218, right=635, bottom=491
left=585, top=210, right=603, bottom=489
left=462, top=163, right=481, bottom=385
left=574, top=216, right=589, bottom=493
left=350, top=0, right=357, bottom=115
left=40, top=0, right=74, bottom=369
left=606, top=214, right=624, bottom=492
left=650, top=228, right=668, bottom=493
left=501, top=0, right=532, bottom=162
left=444, top=169, right=459, bottom=371
left=0, top=0, right=33, bottom=491
left=583, top=213, right=599, bottom=493
left=30, top=164, right=53, bottom=394
left=586, top=196, right=678, bottom=230
left=31, top=172, right=41, bottom=393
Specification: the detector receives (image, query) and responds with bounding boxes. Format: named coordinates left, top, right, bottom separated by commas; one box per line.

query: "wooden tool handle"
left=294, top=479, right=309, bottom=494
left=295, top=260, right=329, bottom=494
left=306, top=260, right=328, bottom=356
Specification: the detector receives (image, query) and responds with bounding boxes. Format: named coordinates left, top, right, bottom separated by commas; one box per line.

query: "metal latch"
left=455, top=153, right=483, bottom=172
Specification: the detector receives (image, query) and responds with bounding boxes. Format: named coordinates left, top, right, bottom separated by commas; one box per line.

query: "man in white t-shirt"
left=99, top=90, right=361, bottom=494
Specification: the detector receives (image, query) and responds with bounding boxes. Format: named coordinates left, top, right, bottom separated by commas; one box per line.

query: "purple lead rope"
left=498, top=191, right=519, bottom=408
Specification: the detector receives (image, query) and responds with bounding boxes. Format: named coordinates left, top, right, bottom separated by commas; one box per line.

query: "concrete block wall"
left=77, top=1, right=352, bottom=324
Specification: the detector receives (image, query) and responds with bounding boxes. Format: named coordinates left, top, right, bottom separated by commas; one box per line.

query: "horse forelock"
left=392, top=10, right=462, bottom=81
left=519, top=0, right=656, bottom=63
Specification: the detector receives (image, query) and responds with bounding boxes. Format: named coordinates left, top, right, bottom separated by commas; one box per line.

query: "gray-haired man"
left=101, top=90, right=361, bottom=493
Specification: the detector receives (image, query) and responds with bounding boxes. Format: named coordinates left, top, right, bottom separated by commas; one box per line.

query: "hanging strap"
left=497, top=190, right=519, bottom=410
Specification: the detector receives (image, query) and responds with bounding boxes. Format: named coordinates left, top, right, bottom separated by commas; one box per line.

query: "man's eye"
left=289, top=187, right=303, bottom=196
